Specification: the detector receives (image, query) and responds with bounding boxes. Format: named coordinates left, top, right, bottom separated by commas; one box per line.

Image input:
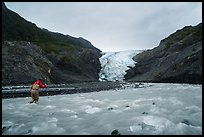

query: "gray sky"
left=5, top=2, right=202, bottom=52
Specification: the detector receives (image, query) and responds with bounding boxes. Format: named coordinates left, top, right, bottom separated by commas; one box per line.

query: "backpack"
left=32, top=84, right=40, bottom=90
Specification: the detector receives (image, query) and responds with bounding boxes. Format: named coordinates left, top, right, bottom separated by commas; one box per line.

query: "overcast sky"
left=5, top=2, right=202, bottom=52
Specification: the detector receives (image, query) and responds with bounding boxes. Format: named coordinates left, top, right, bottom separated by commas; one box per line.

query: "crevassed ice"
left=99, top=50, right=142, bottom=81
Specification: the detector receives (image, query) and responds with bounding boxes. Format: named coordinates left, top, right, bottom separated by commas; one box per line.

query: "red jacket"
left=33, top=80, right=46, bottom=88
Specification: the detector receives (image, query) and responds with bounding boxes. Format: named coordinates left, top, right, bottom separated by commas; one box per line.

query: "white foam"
left=83, top=105, right=101, bottom=114
left=43, top=105, right=56, bottom=110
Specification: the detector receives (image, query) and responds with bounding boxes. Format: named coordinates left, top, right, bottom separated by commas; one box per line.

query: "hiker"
left=29, top=79, right=47, bottom=103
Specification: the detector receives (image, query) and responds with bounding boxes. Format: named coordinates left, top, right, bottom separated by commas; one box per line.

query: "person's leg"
left=29, top=91, right=35, bottom=103
left=34, top=91, right=39, bottom=103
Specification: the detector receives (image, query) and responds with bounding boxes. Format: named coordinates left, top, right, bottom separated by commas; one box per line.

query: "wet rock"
left=2, top=126, right=11, bottom=134
left=111, top=129, right=121, bottom=135
left=142, top=112, right=148, bottom=115
left=108, top=107, right=113, bottom=110
left=181, top=119, right=191, bottom=125
left=27, top=129, right=32, bottom=134
left=2, top=127, right=6, bottom=134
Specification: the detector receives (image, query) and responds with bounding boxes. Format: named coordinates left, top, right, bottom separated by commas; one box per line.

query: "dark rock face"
left=46, top=47, right=102, bottom=84
left=125, top=23, right=202, bottom=84
left=2, top=3, right=102, bottom=86
left=2, top=41, right=102, bottom=86
left=2, top=41, right=53, bottom=85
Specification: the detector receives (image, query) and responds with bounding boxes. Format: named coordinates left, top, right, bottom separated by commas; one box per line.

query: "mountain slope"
left=2, top=2, right=102, bottom=85
left=2, top=3, right=99, bottom=50
left=125, top=23, right=202, bottom=84
left=2, top=3, right=51, bottom=42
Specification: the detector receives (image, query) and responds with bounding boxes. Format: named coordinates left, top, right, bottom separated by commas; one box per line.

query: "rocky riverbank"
left=2, top=82, right=148, bottom=99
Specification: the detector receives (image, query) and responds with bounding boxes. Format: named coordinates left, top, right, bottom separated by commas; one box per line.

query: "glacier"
left=99, top=50, right=142, bottom=81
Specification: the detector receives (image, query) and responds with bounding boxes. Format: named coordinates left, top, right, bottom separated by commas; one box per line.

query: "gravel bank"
left=2, top=82, right=145, bottom=99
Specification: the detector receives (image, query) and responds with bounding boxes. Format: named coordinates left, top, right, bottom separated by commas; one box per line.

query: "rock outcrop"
left=2, top=41, right=102, bottom=85
left=2, top=3, right=102, bottom=86
left=2, top=41, right=53, bottom=85
left=125, top=23, right=202, bottom=84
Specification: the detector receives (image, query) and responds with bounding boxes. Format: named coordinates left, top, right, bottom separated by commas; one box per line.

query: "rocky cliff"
left=125, top=23, right=202, bottom=84
left=2, top=3, right=102, bottom=86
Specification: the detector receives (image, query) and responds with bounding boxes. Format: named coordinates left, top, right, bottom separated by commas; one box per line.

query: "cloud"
left=5, top=2, right=202, bottom=52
